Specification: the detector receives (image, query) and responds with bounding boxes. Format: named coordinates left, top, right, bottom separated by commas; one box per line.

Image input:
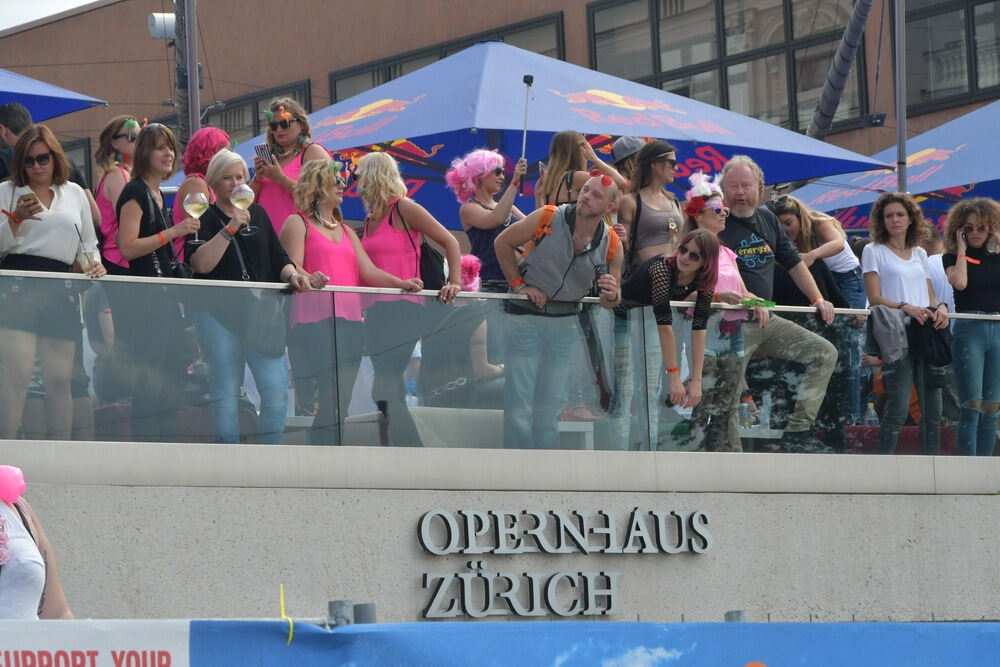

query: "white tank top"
left=0, top=501, right=45, bottom=619
left=822, top=238, right=861, bottom=274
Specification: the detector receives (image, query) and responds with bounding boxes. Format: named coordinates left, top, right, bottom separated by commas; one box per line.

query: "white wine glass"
left=230, top=183, right=256, bottom=236
left=183, top=192, right=210, bottom=246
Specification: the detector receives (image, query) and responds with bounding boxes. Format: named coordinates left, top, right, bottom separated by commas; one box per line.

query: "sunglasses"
left=113, top=131, right=138, bottom=142
left=767, top=194, right=794, bottom=213
left=491, top=166, right=504, bottom=177
left=654, top=154, right=677, bottom=168
left=708, top=204, right=728, bottom=215
left=677, top=244, right=702, bottom=262
left=24, top=152, right=51, bottom=167
left=269, top=119, right=295, bottom=131
left=963, top=225, right=988, bottom=234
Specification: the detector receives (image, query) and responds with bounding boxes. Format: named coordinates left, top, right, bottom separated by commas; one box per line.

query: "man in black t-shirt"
left=717, top=155, right=837, bottom=452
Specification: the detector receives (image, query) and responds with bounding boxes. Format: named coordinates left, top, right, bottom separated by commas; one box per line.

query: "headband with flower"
left=684, top=171, right=724, bottom=217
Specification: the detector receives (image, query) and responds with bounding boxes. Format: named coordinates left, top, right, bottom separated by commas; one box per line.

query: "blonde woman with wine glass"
left=187, top=149, right=323, bottom=444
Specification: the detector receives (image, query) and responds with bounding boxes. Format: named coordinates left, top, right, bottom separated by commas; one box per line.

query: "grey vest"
left=516, top=204, right=611, bottom=316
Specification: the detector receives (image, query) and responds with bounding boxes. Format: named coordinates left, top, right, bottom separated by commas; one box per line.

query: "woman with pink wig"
left=173, top=126, right=229, bottom=258
left=445, top=149, right=527, bottom=294
left=418, top=255, right=505, bottom=408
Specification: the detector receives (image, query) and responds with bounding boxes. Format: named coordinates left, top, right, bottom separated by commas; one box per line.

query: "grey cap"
left=612, top=136, right=644, bottom=164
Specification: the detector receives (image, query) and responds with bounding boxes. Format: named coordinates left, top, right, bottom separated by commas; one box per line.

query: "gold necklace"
left=314, top=212, right=338, bottom=229
left=887, top=240, right=907, bottom=252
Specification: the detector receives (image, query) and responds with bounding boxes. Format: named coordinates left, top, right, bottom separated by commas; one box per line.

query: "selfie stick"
left=520, top=74, right=534, bottom=194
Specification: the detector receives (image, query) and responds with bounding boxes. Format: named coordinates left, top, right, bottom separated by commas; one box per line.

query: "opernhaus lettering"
left=418, top=508, right=713, bottom=619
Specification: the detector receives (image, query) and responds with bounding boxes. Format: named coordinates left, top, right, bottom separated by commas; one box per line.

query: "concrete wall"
left=5, top=441, right=998, bottom=623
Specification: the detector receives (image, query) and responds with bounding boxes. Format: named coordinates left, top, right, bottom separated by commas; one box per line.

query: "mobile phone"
left=537, top=161, right=546, bottom=175
left=20, top=192, right=38, bottom=204
left=254, top=144, right=274, bottom=164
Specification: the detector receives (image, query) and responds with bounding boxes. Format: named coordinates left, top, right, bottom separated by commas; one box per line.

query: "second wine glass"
left=183, top=191, right=210, bottom=245
left=230, top=184, right=256, bottom=236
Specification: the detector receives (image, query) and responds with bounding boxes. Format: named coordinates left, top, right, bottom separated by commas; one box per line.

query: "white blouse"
left=0, top=501, right=45, bottom=620
left=0, top=180, right=101, bottom=266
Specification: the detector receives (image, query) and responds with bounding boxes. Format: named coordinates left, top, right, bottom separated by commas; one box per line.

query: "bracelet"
left=666, top=367, right=679, bottom=375
left=225, top=223, right=239, bottom=236
left=897, top=301, right=907, bottom=310
left=1, top=209, right=19, bottom=224
left=509, top=276, right=525, bottom=290
left=156, top=232, right=168, bottom=246
left=510, top=283, right=526, bottom=294
left=220, top=227, right=235, bottom=241
left=935, top=302, right=947, bottom=311
left=811, top=296, right=824, bottom=306
left=958, top=254, right=981, bottom=265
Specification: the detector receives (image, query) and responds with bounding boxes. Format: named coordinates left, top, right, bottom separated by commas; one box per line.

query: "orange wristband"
left=811, top=296, right=824, bottom=306
left=509, top=276, right=525, bottom=289
left=959, top=254, right=981, bottom=265
left=156, top=232, right=168, bottom=246
left=225, top=224, right=239, bottom=236
left=666, top=367, right=679, bottom=375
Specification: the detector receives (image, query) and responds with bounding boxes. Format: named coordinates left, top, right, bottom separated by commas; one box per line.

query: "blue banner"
left=189, top=620, right=1000, bottom=666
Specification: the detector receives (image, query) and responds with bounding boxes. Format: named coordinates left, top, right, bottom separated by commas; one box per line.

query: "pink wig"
left=183, top=126, right=230, bottom=176
left=445, top=149, right=504, bottom=203
left=460, top=254, right=482, bottom=292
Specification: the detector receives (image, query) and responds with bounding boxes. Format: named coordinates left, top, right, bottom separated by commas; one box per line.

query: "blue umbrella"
left=0, top=67, right=106, bottom=122
left=227, top=42, right=887, bottom=229
left=791, top=99, right=1000, bottom=230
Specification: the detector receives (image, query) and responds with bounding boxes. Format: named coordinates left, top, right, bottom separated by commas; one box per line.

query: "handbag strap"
left=227, top=223, right=252, bottom=281
left=393, top=199, right=421, bottom=279
left=142, top=183, right=183, bottom=271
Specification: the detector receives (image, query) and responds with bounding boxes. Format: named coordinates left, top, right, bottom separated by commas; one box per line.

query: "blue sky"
left=0, top=0, right=92, bottom=32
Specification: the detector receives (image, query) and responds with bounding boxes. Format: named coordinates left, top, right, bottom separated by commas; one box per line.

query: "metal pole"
left=184, top=0, right=201, bottom=139
left=894, top=0, right=907, bottom=192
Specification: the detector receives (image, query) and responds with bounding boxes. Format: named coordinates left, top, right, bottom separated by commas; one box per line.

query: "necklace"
left=887, top=240, right=907, bottom=252
left=314, top=211, right=338, bottom=229
left=472, top=198, right=495, bottom=211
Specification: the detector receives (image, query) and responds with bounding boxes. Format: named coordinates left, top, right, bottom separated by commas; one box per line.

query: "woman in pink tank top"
left=682, top=172, right=769, bottom=452
left=250, top=97, right=330, bottom=236
left=355, top=152, right=463, bottom=447
left=93, top=115, right=137, bottom=274
left=281, top=160, right=421, bottom=445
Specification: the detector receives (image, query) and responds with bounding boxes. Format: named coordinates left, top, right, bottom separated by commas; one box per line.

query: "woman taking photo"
left=93, top=115, right=138, bottom=274
left=0, top=465, right=72, bottom=619
left=0, top=124, right=106, bottom=440
left=862, top=192, right=949, bottom=454
left=186, top=149, right=318, bottom=444
left=943, top=197, right=1000, bottom=456
left=356, top=151, right=462, bottom=446
left=116, top=123, right=199, bottom=441
left=535, top=130, right=625, bottom=208
left=621, top=228, right=720, bottom=421
left=281, top=159, right=422, bottom=445
left=251, top=98, right=330, bottom=235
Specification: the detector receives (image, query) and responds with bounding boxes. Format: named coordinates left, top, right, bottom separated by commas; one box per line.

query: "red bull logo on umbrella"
left=317, top=95, right=427, bottom=127
left=549, top=88, right=735, bottom=137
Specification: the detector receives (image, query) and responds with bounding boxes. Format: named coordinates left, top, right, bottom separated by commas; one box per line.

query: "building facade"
left=1, top=0, right=997, bottom=186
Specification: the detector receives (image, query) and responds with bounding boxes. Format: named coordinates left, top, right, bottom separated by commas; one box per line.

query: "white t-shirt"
left=0, top=501, right=45, bottom=619
left=0, top=181, right=100, bottom=266
left=861, top=242, right=931, bottom=307
left=822, top=238, right=861, bottom=273
left=926, top=254, right=955, bottom=314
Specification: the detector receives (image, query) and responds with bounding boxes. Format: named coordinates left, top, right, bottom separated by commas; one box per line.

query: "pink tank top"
left=256, top=150, right=305, bottom=235
left=716, top=245, right=747, bottom=321
left=360, top=198, right=420, bottom=307
left=289, top=212, right=363, bottom=325
left=96, top=166, right=129, bottom=269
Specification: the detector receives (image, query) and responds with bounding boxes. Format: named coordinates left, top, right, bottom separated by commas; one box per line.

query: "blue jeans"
left=832, top=266, right=866, bottom=423
left=504, top=312, right=578, bottom=449
left=198, top=312, right=288, bottom=444
left=877, top=321, right=943, bottom=454
left=952, top=317, right=1000, bottom=456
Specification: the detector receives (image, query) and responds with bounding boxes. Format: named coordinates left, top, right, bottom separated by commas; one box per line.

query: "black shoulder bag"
left=229, top=235, right=290, bottom=358
left=395, top=199, right=446, bottom=291
left=144, top=186, right=194, bottom=280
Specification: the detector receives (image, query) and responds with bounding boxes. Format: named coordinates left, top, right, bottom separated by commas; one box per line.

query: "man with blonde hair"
left=718, top=155, right=837, bottom=452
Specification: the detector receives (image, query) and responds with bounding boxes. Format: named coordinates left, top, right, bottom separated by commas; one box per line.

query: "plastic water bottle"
left=863, top=402, right=879, bottom=427
left=738, top=399, right=753, bottom=429
left=758, top=391, right=772, bottom=430
left=405, top=380, right=419, bottom=407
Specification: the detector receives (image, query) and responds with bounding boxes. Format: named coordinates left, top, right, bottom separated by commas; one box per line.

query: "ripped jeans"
left=952, top=317, right=1000, bottom=456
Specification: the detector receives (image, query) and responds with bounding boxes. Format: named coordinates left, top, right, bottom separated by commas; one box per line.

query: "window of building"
left=906, top=0, right=1000, bottom=111
left=588, top=0, right=864, bottom=132
left=329, top=14, right=564, bottom=103
left=61, top=137, right=91, bottom=189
